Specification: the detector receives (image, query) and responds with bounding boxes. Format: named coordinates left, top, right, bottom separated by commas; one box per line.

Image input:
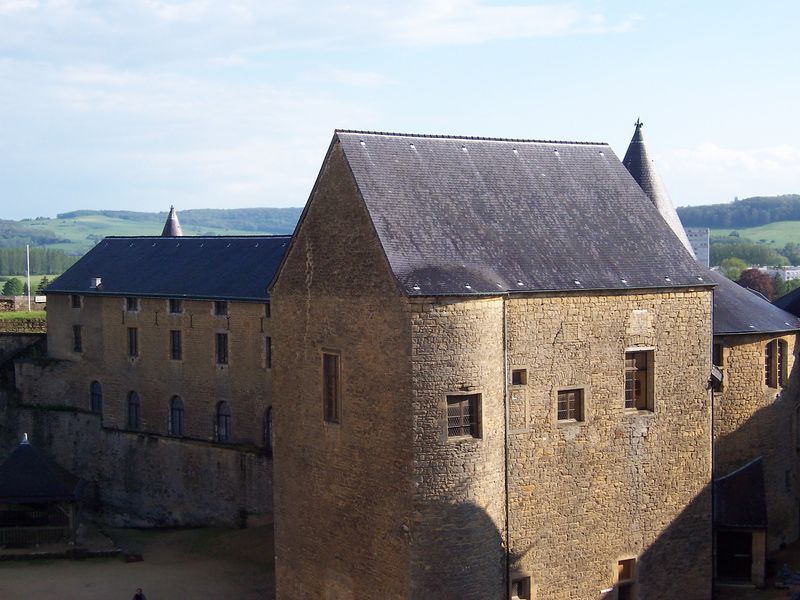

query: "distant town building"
left=686, top=228, right=710, bottom=267
left=758, top=266, right=800, bottom=281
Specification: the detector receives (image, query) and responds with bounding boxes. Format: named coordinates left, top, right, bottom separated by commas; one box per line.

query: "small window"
left=216, top=333, right=228, bottom=365
left=625, top=350, right=653, bottom=411
left=511, top=576, right=531, bottom=600
left=446, top=394, right=480, bottom=438
left=713, top=343, right=724, bottom=368
left=265, top=301, right=271, bottom=318
left=127, top=327, right=138, bottom=357
left=89, top=381, right=102, bottom=414
left=215, top=401, right=231, bottom=442
left=170, top=330, right=182, bottom=360
left=265, top=407, right=273, bottom=457
left=126, top=297, right=139, bottom=312
left=127, top=391, right=140, bottom=430
left=72, top=324, right=82, bottom=353
left=617, top=558, right=636, bottom=600
left=323, top=352, right=340, bottom=423
left=511, top=369, right=527, bottom=386
left=71, top=294, right=82, bottom=309
left=169, top=396, right=184, bottom=437
left=169, top=298, right=183, bottom=314
left=557, top=388, right=584, bottom=422
left=266, top=336, right=272, bottom=369
left=214, top=300, right=228, bottom=316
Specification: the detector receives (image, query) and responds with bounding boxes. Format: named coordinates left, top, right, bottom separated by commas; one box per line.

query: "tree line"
left=0, top=248, right=78, bottom=276
left=678, top=194, right=800, bottom=228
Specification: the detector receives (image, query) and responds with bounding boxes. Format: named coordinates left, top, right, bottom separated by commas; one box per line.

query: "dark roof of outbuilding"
left=774, top=285, right=800, bottom=318
left=334, top=130, right=709, bottom=296
left=0, top=440, right=83, bottom=504
left=715, top=457, right=767, bottom=529
left=709, top=270, right=800, bottom=335
left=47, top=236, right=291, bottom=301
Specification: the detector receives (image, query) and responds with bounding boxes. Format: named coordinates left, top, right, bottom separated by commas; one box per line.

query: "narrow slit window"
left=72, top=325, right=82, bottom=352
left=127, top=327, right=138, bottom=357
left=216, top=333, right=228, bottom=364
left=323, top=352, right=340, bottom=423
left=170, top=330, right=182, bottom=360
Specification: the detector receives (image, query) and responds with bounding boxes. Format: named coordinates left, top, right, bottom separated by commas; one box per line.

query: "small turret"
left=623, top=119, right=694, bottom=256
left=161, top=205, right=184, bottom=237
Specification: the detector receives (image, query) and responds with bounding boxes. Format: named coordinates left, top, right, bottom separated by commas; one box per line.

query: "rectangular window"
left=617, top=558, right=635, bottom=600
left=216, top=333, right=228, bottom=364
left=71, top=294, right=81, bottom=308
left=170, top=330, right=182, bottom=360
left=323, top=352, right=340, bottom=423
left=510, top=576, right=531, bottom=600
left=511, top=369, right=527, bottom=386
left=169, top=298, right=183, bottom=314
left=72, top=325, right=82, bottom=352
left=127, top=327, right=138, bottom=357
left=625, top=350, right=653, bottom=411
left=126, top=297, right=139, bottom=312
left=446, top=394, right=480, bottom=438
left=266, top=336, right=272, bottom=369
left=265, top=301, right=271, bottom=318
left=713, top=343, right=723, bottom=368
left=778, top=340, right=787, bottom=387
left=214, top=300, right=228, bottom=316
left=557, top=388, right=583, bottom=421
left=765, top=341, right=774, bottom=387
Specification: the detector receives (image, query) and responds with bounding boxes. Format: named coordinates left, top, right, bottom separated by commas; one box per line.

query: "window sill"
left=556, top=419, right=585, bottom=426
left=623, top=408, right=655, bottom=417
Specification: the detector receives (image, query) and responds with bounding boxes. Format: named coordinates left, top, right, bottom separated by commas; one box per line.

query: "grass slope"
left=710, top=221, right=800, bottom=247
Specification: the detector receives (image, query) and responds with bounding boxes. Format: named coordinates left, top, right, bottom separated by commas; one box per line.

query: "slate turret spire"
left=161, top=205, right=184, bottom=237
left=622, top=119, right=694, bottom=256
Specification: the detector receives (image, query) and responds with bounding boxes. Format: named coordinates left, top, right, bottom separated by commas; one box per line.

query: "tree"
left=737, top=269, right=774, bottom=300
left=720, top=257, right=748, bottom=281
left=2, top=277, right=23, bottom=296
left=36, top=276, right=50, bottom=294
left=774, top=277, right=800, bottom=300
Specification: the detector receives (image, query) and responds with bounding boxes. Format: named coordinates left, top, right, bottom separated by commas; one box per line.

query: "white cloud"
left=0, top=0, right=38, bottom=14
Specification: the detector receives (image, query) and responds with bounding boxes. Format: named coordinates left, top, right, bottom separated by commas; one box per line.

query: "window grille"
left=446, top=394, right=480, bottom=438
left=557, top=389, right=583, bottom=421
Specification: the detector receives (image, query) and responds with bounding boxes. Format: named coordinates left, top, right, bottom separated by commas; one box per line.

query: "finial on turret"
left=21, top=433, right=29, bottom=444
left=635, top=117, right=643, bottom=129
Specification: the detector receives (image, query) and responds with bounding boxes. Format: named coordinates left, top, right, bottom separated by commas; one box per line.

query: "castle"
left=1, top=123, right=798, bottom=599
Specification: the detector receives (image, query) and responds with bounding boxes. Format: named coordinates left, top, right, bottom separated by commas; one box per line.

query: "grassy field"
left=711, top=220, right=800, bottom=247
left=0, top=274, right=60, bottom=291
left=0, top=311, right=46, bottom=320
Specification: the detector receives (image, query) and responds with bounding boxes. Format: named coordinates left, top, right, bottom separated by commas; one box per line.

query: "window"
left=265, top=302, right=271, bottom=318
left=265, top=407, right=273, bottom=457
left=446, top=394, right=480, bottom=438
left=215, top=401, right=231, bottom=442
left=71, top=294, right=82, bottom=308
left=169, top=396, right=184, bottom=437
left=169, top=298, right=183, bottom=314
left=713, top=343, right=724, bottom=368
left=127, top=391, right=140, bottom=430
left=765, top=341, right=774, bottom=387
left=214, top=300, right=228, bottom=316
left=557, top=388, right=584, bottom=421
left=765, top=340, right=789, bottom=388
left=323, top=352, right=340, bottom=423
left=511, top=369, right=527, bottom=386
left=624, top=350, right=653, bottom=411
left=510, top=576, right=531, bottom=600
left=126, top=297, right=139, bottom=312
left=266, top=336, right=272, bottom=369
left=89, top=381, right=102, bottom=414
left=127, top=327, right=138, bottom=357
left=617, top=558, right=636, bottom=600
left=170, top=330, right=182, bottom=360
left=72, top=325, right=82, bottom=352
left=778, top=340, right=788, bottom=387
left=216, top=333, right=228, bottom=365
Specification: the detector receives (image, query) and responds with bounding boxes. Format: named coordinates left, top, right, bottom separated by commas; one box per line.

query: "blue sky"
left=1, top=0, right=798, bottom=219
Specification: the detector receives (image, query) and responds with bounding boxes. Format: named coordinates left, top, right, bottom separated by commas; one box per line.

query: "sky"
left=1, top=0, right=799, bottom=219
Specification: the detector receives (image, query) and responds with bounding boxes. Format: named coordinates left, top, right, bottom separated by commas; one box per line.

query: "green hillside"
left=711, top=221, right=800, bottom=248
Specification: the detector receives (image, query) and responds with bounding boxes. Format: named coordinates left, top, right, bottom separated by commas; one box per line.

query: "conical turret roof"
left=623, top=120, right=694, bottom=256
left=161, top=205, right=184, bottom=237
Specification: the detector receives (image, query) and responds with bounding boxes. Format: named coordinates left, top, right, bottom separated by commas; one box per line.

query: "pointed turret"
left=623, top=119, right=694, bottom=256
left=161, top=205, right=184, bottom=237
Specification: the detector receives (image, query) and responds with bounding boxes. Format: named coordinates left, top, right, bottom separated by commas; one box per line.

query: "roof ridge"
left=103, top=235, right=293, bottom=240
left=335, top=129, right=608, bottom=146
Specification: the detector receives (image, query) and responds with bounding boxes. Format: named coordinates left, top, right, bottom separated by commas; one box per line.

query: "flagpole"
left=26, top=244, right=31, bottom=311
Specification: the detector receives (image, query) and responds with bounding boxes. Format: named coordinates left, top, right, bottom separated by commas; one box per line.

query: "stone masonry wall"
left=714, top=332, right=799, bottom=550
left=272, top=142, right=414, bottom=600
left=505, top=290, right=713, bottom=599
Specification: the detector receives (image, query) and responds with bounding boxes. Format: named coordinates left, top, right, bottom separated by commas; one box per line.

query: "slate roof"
left=0, top=440, right=83, bottom=504
left=709, top=270, right=800, bottom=335
left=715, top=458, right=767, bottom=529
left=47, top=236, right=291, bottom=301
left=161, top=205, right=184, bottom=237
left=774, top=285, right=800, bottom=318
left=622, top=120, right=694, bottom=255
left=334, top=130, right=709, bottom=296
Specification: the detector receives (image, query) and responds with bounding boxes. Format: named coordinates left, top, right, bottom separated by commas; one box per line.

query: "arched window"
left=215, top=401, right=231, bottom=443
left=264, top=407, right=273, bottom=457
left=127, top=391, right=140, bottom=430
left=90, top=381, right=102, bottom=414
left=169, top=396, right=184, bottom=437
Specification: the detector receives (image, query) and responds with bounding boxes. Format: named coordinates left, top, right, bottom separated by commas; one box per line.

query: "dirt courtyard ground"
left=0, top=525, right=274, bottom=600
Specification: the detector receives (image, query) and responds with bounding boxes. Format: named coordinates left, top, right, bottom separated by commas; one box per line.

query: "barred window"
left=127, top=391, right=140, bottom=430
left=89, top=381, right=102, bottom=414
left=216, top=333, right=228, bottom=365
left=169, top=298, right=183, bottom=314
left=170, top=330, right=182, bottom=360
left=169, top=396, right=184, bottom=437
left=557, top=388, right=583, bottom=421
left=214, top=300, right=228, bottom=316
left=323, top=352, right=340, bottom=423
left=126, top=297, right=139, bottom=312
left=72, top=325, right=82, bottom=353
left=625, top=350, right=653, bottom=411
left=127, top=327, right=138, bottom=357
left=71, top=294, right=82, bottom=309
left=446, top=394, right=480, bottom=438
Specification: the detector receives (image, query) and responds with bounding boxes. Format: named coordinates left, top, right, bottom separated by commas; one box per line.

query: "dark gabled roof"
left=710, top=270, right=800, bottom=335
left=775, top=285, right=800, bottom=318
left=715, top=458, right=767, bottom=529
left=334, top=130, right=708, bottom=296
left=47, top=236, right=291, bottom=301
left=622, top=120, right=694, bottom=256
left=161, top=205, right=184, bottom=237
left=0, top=440, right=83, bottom=504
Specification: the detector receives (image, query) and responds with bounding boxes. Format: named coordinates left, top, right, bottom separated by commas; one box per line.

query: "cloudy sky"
left=1, top=0, right=798, bottom=219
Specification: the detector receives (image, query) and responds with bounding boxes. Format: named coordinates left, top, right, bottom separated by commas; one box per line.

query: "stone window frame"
left=168, top=298, right=183, bottom=314
left=169, top=395, right=185, bottom=437
left=444, top=392, right=482, bottom=440
left=126, top=297, right=140, bottom=312
left=555, top=385, right=588, bottom=424
left=614, top=556, right=637, bottom=600
left=510, top=574, right=533, bottom=600
left=510, top=368, right=528, bottom=387
left=170, top=329, right=182, bottom=361
left=70, top=294, right=82, bottom=309
left=213, top=300, right=228, bottom=317
left=764, top=339, right=789, bottom=389
left=624, top=346, right=655, bottom=413
left=127, top=327, right=139, bottom=358
left=72, top=324, right=82, bottom=353
left=322, top=350, right=341, bottom=425
left=216, top=332, right=229, bottom=366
